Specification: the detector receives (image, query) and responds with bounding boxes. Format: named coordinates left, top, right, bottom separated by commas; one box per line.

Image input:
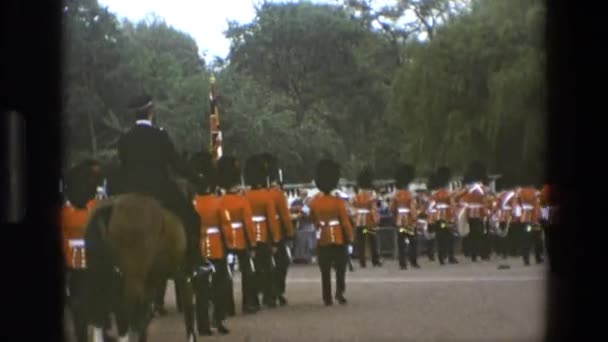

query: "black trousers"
left=66, top=269, right=89, bottom=342
left=253, top=243, right=275, bottom=306
left=520, top=223, right=545, bottom=264
left=468, top=218, right=485, bottom=261
left=273, top=240, right=290, bottom=296
left=426, top=237, right=436, bottom=261
left=397, top=229, right=418, bottom=268
left=356, top=226, right=380, bottom=267
left=493, top=222, right=509, bottom=259
left=507, top=223, right=522, bottom=257
left=542, top=222, right=553, bottom=259
left=233, top=249, right=258, bottom=310
left=318, top=245, right=347, bottom=304
left=435, top=221, right=456, bottom=263
left=194, top=258, right=229, bottom=331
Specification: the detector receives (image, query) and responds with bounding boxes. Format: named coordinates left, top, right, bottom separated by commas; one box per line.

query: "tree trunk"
left=87, top=110, right=98, bottom=156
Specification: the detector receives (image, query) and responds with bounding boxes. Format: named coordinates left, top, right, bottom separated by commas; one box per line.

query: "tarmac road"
left=139, top=257, right=547, bottom=342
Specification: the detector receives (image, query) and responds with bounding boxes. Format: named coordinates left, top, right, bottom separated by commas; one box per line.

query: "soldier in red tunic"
left=61, top=161, right=101, bottom=342
left=308, top=159, right=354, bottom=305
left=217, top=156, right=259, bottom=314
left=190, top=151, right=231, bottom=335
left=351, top=168, right=381, bottom=267
left=243, top=155, right=282, bottom=308
left=517, top=180, right=544, bottom=266
left=389, top=164, right=419, bottom=269
left=539, top=183, right=558, bottom=259
left=455, top=161, right=489, bottom=262
left=429, top=166, right=459, bottom=265
left=259, top=153, right=294, bottom=306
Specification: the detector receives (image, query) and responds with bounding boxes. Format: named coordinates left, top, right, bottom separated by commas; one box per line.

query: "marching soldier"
left=389, top=164, right=419, bottom=269
left=217, top=156, right=259, bottom=314
left=243, top=155, right=282, bottom=308
left=191, top=151, right=230, bottom=335
left=260, top=153, right=295, bottom=306
left=497, top=186, right=518, bottom=259
left=351, top=168, right=381, bottom=268
left=61, top=161, right=102, bottom=342
left=308, top=159, right=354, bottom=305
left=116, top=95, right=202, bottom=274
left=455, top=161, right=489, bottom=262
left=539, top=183, right=557, bottom=259
left=517, top=182, right=544, bottom=265
left=429, top=167, right=459, bottom=265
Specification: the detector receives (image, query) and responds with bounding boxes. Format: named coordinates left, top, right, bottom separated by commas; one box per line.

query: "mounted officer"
left=116, top=95, right=201, bottom=273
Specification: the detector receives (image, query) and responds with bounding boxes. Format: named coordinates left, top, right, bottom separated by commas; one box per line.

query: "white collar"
left=136, top=120, right=153, bottom=126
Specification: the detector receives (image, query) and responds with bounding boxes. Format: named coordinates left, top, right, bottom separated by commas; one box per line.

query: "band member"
left=455, top=161, right=489, bottom=262
left=390, top=164, right=419, bottom=269
left=429, top=166, right=458, bottom=265
left=309, top=159, right=354, bottom=305
left=517, top=183, right=544, bottom=265
left=497, top=186, right=518, bottom=259
left=243, top=155, right=282, bottom=308
left=116, top=95, right=201, bottom=272
left=191, top=151, right=230, bottom=335
left=351, top=167, right=381, bottom=267
left=61, top=161, right=101, bottom=342
left=217, top=156, right=259, bottom=314
left=259, top=153, right=295, bottom=306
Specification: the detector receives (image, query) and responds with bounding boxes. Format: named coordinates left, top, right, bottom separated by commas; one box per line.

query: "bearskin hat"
left=463, top=160, right=487, bottom=184
left=190, top=150, right=217, bottom=194
left=217, top=155, right=241, bottom=190
left=259, top=152, right=279, bottom=182
left=356, top=167, right=374, bottom=189
left=394, top=163, right=415, bottom=189
left=315, top=159, right=341, bottom=194
left=244, top=154, right=267, bottom=188
left=434, top=166, right=451, bottom=189
left=64, top=159, right=102, bottom=209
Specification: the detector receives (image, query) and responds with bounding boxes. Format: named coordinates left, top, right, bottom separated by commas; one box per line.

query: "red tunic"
left=218, top=193, right=257, bottom=250
left=390, top=189, right=417, bottom=227
left=193, top=194, right=232, bottom=260
left=244, top=189, right=281, bottom=244
left=309, top=194, right=354, bottom=246
left=60, top=200, right=96, bottom=269
left=351, top=191, right=378, bottom=227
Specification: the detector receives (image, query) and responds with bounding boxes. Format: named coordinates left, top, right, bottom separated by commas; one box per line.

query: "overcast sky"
left=98, top=0, right=395, bottom=60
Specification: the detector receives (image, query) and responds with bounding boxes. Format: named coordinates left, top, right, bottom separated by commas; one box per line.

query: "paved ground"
left=65, top=256, right=547, bottom=341
left=147, top=256, right=546, bottom=342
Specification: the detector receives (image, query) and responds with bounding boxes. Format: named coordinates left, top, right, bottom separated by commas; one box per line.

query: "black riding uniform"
left=117, top=120, right=201, bottom=270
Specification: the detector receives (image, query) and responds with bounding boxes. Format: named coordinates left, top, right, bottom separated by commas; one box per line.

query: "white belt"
left=416, top=219, right=426, bottom=225
left=356, top=209, right=370, bottom=214
left=522, top=204, right=534, bottom=210
left=397, top=208, right=410, bottom=214
left=252, top=216, right=266, bottom=223
left=466, top=204, right=483, bottom=209
left=68, top=239, right=85, bottom=248
left=436, top=203, right=449, bottom=209
left=231, top=222, right=243, bottom=229
left=321, top=220, right=340, bottom=226
left=206, top=227, right=220, bottom=234
left=502, top=205, right=512, bottom=210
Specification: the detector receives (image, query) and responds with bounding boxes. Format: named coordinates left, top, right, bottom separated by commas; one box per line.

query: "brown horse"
left=84, top=193, right=197, bottom=342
